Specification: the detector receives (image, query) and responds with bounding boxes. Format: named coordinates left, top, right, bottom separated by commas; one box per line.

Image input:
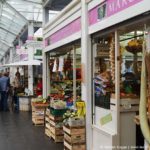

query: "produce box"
left=68, top=117, right=85, bottom=127
left=63, top=126, right=85, bottom=135
left=50, top=107, right=67, bottom=117
left=64, top=140, right=85, bottom=150
left=64, top=132, right=85, bottom=144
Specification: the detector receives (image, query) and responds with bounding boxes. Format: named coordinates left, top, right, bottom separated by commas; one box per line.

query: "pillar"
left=81, top=1, right=92, bottom=150
left=28, top=21, right=34, bottom=95
left=43, top=7, right=49, bottom=25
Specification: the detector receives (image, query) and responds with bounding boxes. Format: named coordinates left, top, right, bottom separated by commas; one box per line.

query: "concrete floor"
left=0, top=111, right=63, bottom=150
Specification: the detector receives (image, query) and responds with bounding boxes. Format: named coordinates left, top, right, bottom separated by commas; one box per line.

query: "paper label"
left=100, top=113, right=112, bottom=125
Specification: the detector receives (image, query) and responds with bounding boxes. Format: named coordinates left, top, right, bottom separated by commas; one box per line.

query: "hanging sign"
left=107, top=0, right=143, bottom=17
left=53, top=59, right=57, bottom=72
left=58, top=57, right=64, bottom=72
left=89, top=0, right=143, bottom=25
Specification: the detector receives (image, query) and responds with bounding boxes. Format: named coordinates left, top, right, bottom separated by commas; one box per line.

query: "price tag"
left=100, top=113, right=112, bottom=125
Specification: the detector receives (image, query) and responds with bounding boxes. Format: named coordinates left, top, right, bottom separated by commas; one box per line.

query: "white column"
left=28, top=21, right=34, bottom=95
left=73, top=46, right=77, bottom=103
left=81, top=1, right=92, bottom=150
left=43, top=52, right=49, bottom=98
left=43, top=7, right=49, bottom=25
left=42, top=6, right=50, bottom=98
left=28, top=21, right=34, bottom=40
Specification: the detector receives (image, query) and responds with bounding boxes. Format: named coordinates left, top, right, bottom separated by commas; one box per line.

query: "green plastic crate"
left=50, top=107, right=67, bottom=116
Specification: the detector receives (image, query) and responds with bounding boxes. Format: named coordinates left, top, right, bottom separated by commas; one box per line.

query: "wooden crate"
left=45, top=123, right=51, bottom=130
left=64, top=140, right=86, bottom=150
left=63, top=126, right=85, bottom=135
left=46, top=108, right=50, bottom=115
left=49, top=119, right=63, bottom=127
left=32, top=118, right=44, bottom=126
left=50, top=114, right=63, bottom=121
left=32, top=104, right=46, bottom=126
left=50, top=126, right=63, bottom=135
left=64, top=132, right=85, bottom=144
left=51, top=132, right=64, bottom=143
left=45, top=116, right=50, bottom=123
left=45, top=128, right=51, bottom=138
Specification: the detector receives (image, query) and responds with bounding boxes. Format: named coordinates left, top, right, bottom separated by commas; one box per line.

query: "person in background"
left=15, top=67, right=20, bottom=78
left=12, top=73, right=21, bottom=112
left=0, top=72, right=10, bottom=111
left=36, top=78, right=42, bottom=96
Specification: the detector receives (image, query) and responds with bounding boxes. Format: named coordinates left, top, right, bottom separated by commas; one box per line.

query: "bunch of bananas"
left=128, top=39, right=143, bottom=47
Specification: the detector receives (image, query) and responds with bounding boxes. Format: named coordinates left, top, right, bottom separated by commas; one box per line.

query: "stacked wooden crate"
left=63, top=126, right=86, bottom=150
left=19, top=96, right=31, bottom=111
left=49, top=114, right=64, bottom=142
left=32, top=103, right=49, bottom=126
left=45, top=109, right=51, bottom=137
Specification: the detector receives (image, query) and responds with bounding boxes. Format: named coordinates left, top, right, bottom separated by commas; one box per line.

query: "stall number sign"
left=100, top=113, right=112, bottom=125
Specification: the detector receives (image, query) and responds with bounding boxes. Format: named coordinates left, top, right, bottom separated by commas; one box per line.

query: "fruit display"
left=50, top=93, right=64, bottom=100
left=126, top=39, right=143, bottom=54
left=32, top=96, right=49, bottom=104
left=63, top=110, right=85, bottom=127
left=50, top=100, right=66, bottom=109
left=109, top=37, right=115, bottom=82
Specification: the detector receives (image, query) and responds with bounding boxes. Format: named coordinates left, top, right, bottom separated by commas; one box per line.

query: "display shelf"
left=110, top=98, right=139, bottom=112
left=51, top=79, right=81, bottom=82
left=92, top=125, right=116, bottom=136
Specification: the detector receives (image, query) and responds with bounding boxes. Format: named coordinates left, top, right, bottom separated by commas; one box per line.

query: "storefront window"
left=93, top=34, right=115, bottom=109
left=120, top=30, right=143, bottom=98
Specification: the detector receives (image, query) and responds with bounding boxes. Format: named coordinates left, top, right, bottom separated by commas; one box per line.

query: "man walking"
left=0, top=72, right=10, bottom=111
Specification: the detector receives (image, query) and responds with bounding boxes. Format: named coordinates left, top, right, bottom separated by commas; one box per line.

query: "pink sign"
left=28, top=36, right=34, bottom=40
left=89, top=6, right=99, bottom=26
left=20, top=54, right=28, bottom=61
left=107, top=0, right=143, bottom=17
left=89, top=0, right=143, bottom=25
left=46, top=18, right=81, bottom=45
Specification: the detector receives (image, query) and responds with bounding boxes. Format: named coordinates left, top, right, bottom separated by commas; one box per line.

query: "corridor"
left=0, top=111, right=63, bottom=150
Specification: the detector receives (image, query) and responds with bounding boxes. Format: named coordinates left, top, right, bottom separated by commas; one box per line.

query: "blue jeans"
left=1, top=91, right=8, bottom=111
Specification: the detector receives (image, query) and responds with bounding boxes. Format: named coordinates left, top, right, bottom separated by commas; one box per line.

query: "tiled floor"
left=0, top=111, right=63, bottom=150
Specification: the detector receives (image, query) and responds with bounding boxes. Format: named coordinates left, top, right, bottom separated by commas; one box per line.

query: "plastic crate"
left=50, top=107, right=67, bottom=116
left=68, top=117, right=85, bottom=127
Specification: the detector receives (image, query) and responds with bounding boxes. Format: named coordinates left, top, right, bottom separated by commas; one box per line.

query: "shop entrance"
left=91, top=16, right=150, bottom=149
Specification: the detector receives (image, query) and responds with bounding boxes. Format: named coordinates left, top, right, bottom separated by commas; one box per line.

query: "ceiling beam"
left=43, top=0, right=53, bottom=8
left=5, top=2, right=27, bottom=22
left=0, top=39, right=12, bottom=47
left=0, top=26, right=17, bottom=36
left=6, top=0, right=42, bottom=5
left=23, top=0, right=42, bottom=5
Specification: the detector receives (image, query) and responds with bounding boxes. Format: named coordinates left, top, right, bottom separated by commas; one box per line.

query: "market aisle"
left=0, top=112, right=63, bottom=150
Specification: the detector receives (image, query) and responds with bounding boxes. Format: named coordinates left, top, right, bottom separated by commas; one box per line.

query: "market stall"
left=43, top=1, right=87, bottom=148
